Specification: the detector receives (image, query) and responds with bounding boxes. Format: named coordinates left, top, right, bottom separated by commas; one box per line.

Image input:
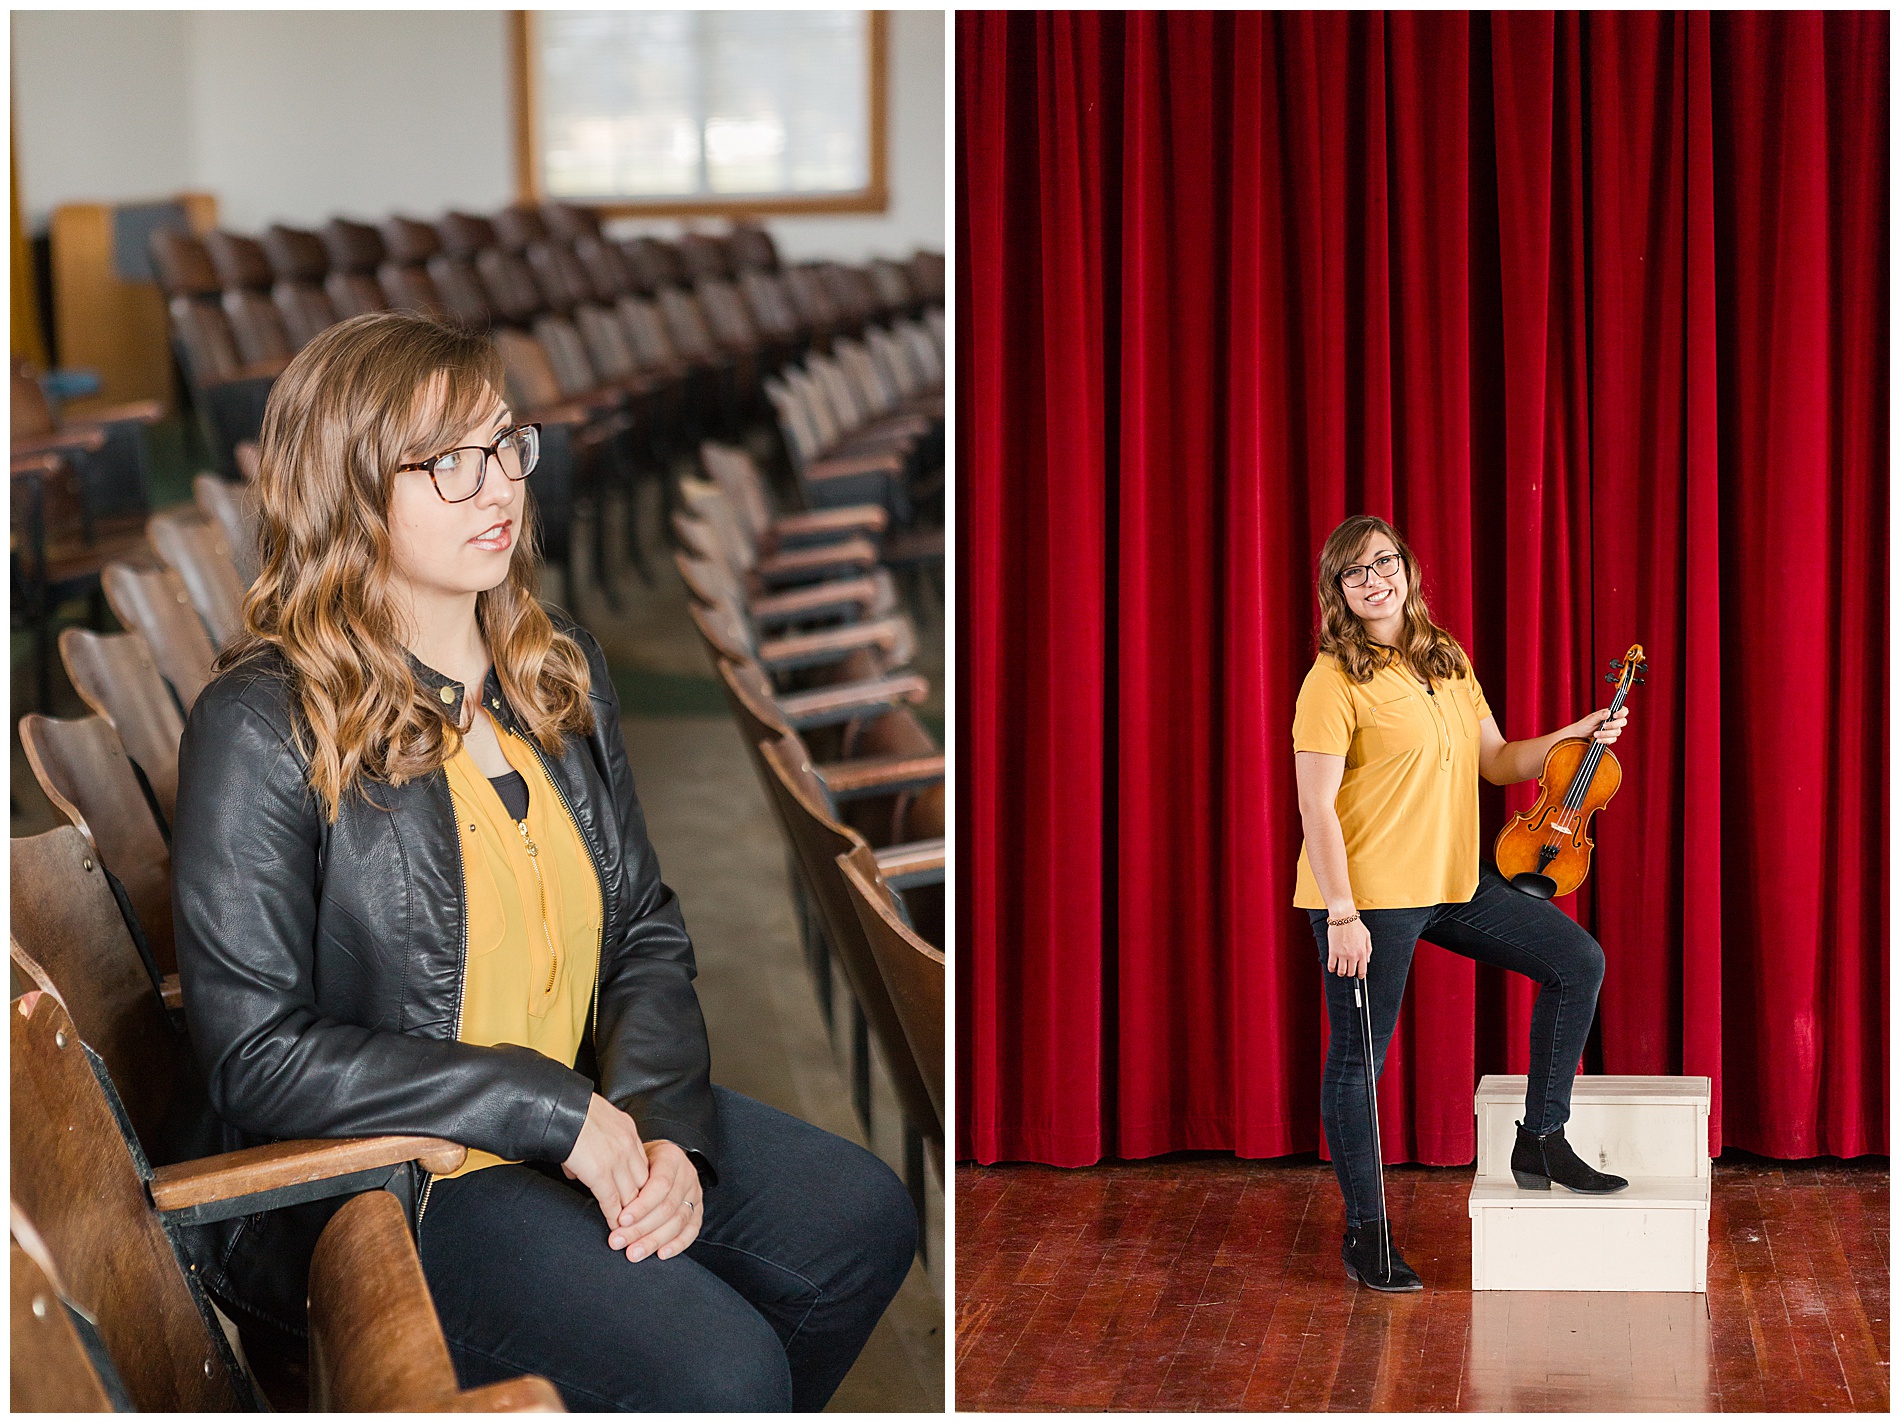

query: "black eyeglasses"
left=396, top=423, right=541, bottom=503
left=1338, top=552, right=1402, bottom=588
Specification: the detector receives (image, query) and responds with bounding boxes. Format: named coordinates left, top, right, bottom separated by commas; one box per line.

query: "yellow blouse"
left=438, top=715, right=603, bottom=1178
left=1291, top=652, right=1493, bottom=910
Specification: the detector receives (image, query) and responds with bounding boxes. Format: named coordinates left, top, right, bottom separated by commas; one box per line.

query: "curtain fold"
left=957, top=10, right=1886, bottom=1168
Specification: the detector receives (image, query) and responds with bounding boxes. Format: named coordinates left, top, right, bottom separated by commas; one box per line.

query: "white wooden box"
left=1474, top=1074, right=1712, bottom=1181
left=1468, top=1176, right=1710, bottom=1292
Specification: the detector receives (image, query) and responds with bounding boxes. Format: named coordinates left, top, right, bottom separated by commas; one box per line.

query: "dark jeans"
left=1306, top=861, right=1606, bottom=1227
left=417, top=1086, right=916, bottom=1411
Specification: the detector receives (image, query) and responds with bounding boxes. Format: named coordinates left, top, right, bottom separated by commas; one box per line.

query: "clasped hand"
left=562, top=1093, right=701, bottom=1263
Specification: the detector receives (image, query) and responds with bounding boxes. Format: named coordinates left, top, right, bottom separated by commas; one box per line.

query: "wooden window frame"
left=510, top=9, right=889, bottom=219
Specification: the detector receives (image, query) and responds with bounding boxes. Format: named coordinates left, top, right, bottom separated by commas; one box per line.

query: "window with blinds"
left=517, top=10, right=886, bottom=215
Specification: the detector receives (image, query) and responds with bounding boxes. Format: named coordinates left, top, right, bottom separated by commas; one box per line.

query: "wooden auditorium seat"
left=11, top=1207, right=123, bottom=1411
left=260, top=224, right=345, bottom=347
left=204, top=231, right=301, bottom=369
left=11, top=835, right=182, bottom=1150
left=102, top=561, right=219, bottom=712
left=148, top=507, right=248, bottom=648
left=18, top=713, right=176, bottom=975
left=9, top=988, right=546, bottom=1412
left=58, top=627, right=185, bottom=826
left=839, top=841, right=946, bottom=1129
left=194, top=472, right=262, bottom=586
left=318, top=218, right=393, bottom=319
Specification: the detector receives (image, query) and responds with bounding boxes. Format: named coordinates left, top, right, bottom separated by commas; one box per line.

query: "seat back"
left=101, top=562, right=218, bottom=712
left=684, top=594, right=757, bottom=664
left=492, top=203, right=551, bottom=253
left=325, top=269, right=390, bottom=319
left=57, top=628, right=184, bottom=825
left=148, top=509, right=247, bottom=648
left=574, top=235, right=636, bottom=302
left=436, top=210, right=498, bottom=259
left=867, top=258, right=915, bottom=313
left=696, top=279, right=759, bottom=353
left=378, top=262, right=447, bottom=320
left=305, top=1190, right=459, bottom=1409
left=657, top=287, right=719, bottom=363
left=620, top=235, right=686, bottom=292
left=676, top=231, right=733, bottom=282
left=11, top=357, right=58, bottom=440
left=699, top=441, right=775, bottom=546
left=262, top=224, right=339, bottom=348
left=477, top=247, right=549, bottom=326
left=427, top=254, right=494, bottom=330
left=541, top=201, right=601, bottom=243
left=740, top=269, right=801, bottom=342
left=11, top=1213, right=119, bottom=1412
left=193, top=473, right=261, bottom=587
left=492, top=329, right=567, bottom=413
left=839, top=841, right=944, bottom=1125
left=18, top=714, right=176, bottom=975
left=619, top=297, right=681, bottom=372
left=727, top=221, right=780, bottom=274
left=532, top=315, right=602, bottom=400
left=574, top=305, right=637, bottom=382
left=11, top=831, right=178, bottom=1150
left=10, top=989, right=247, bottom=1411
left=757, top=734, right=941, bottom=1139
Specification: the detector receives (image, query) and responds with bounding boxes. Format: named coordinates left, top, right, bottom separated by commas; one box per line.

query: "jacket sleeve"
left=173, top=672, right=594, bottom=1164
left=572, top=628, right=720, bottom=1169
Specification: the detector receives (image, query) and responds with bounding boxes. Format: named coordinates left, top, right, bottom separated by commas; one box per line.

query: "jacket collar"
left=404, top=650, right=512, bottom=730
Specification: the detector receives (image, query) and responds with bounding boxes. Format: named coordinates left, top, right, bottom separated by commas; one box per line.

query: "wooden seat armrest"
left=11, top=452, right=67, bottom=479
left=150, top=1136, right=466, bottom=1216
left=159, top=972, right=182, bottom=1011
left=817, top=753, right=946, bottom=797
left=757, top=616, right=903, bottom=670
left=12, top=428, right=109, bottom=458
left=805, top=451, right=904, bottom=481
left=775, top=674, right=928, bottom=728
left=770, top=505, right=889, bottom=542
left=748, top=577, right=880, bottom=622
left=754, top=536, right=879, bottom=580
left=82, top=399, right=167, bottom=427
left=872, top=838, right=947, bottom=883
left=440, top=1377, right=568, bottom=1412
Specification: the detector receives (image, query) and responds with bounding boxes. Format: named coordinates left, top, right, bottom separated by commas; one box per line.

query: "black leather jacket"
left=171, top=616, right=717, bottom=1334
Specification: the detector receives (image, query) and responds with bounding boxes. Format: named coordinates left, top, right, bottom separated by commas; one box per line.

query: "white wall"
left=12, top=11, right=195, bottom=217
left=14, top=8, right=944, bottom=261
left=187, top=11, right=515, bottom=232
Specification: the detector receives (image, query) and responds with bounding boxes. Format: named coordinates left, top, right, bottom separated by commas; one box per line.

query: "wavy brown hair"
left=1315, top=515, right=1471, bottom=686
left=220, top=311, right=595, bottom=820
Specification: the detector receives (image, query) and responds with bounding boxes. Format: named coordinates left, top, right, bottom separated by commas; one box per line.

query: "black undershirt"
left=490, top=770, right=529, bottom=821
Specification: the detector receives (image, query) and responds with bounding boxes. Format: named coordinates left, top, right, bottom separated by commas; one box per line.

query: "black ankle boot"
left=1341, top=1219, right=1423, bottom=1291
left=1511, top=1121, right=1629, bottom=1193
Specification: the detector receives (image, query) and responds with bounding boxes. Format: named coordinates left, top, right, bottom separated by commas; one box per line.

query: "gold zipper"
left=515, top=818, right=560, bottom=995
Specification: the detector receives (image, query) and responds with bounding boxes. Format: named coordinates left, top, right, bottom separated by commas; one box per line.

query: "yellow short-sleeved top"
left=438, top=715, right=603, bottom=1178
left=1292, top=651, right=1493, bottom=910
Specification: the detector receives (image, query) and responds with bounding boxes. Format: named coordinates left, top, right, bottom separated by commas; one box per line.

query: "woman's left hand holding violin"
left=607, top=1140, right=703, bottom=1263
left=1567, top=706, right=1629, bottom=746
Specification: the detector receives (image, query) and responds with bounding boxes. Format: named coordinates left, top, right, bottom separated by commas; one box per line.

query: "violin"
left=1493, top=644, right=1647, bottom=899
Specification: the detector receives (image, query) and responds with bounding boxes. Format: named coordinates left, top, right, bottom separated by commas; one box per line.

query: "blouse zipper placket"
left=506, top=720, right=608, bottom=1048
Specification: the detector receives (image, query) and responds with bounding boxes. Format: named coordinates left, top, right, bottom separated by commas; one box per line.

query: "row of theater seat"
left=12, top=493, right=566, bottom=1409
left=149, top=203, right=942, bottom=479
left=674, top=442, right=946, bottom=1230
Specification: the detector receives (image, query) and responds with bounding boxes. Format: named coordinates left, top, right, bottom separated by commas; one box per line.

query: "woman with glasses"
left=1292, top=515, right=1631, bottom=1292
left=171, top=312, right=915, bottom=1409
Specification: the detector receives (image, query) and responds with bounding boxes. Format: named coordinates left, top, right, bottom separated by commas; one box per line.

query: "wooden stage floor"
left=956, top=1154, right=1887, bottom=1412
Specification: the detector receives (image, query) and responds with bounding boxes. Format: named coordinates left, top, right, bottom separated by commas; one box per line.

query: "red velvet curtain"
left=957, top=11, right=1887, bottom=1168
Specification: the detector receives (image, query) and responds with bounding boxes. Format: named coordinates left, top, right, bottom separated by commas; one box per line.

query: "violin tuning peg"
left=1604, top=673, right=1618, bottom=684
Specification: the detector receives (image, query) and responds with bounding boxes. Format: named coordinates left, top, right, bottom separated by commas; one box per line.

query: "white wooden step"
left=1475, top=1074, right=1712, bottom=1181
left=1468, top=1175, right=1710, bottom=1292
